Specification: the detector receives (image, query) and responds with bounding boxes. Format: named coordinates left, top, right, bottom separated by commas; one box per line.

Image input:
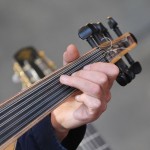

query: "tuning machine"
left=78, top=24, right=98, bottom=48
left=107, top=17, right=142, bottom=75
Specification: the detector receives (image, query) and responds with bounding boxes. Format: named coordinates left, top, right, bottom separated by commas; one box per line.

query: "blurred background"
left=0, top=0, right=150, bottom=149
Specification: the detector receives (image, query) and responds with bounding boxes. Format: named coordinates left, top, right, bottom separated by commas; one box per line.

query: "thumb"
left=63, top=44, right=80, bottom=66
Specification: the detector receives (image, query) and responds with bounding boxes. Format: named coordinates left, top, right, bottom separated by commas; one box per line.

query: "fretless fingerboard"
left=77, top=124, right=111, bottom=150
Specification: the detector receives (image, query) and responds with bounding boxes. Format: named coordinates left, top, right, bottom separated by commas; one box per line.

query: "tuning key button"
left=129, top=61, right=142, bottom=74
left=78, top=26, right=93, bottom=40
left=116, top=72, right=129, bottom=86
left=125, top=70, right=135, bottom=82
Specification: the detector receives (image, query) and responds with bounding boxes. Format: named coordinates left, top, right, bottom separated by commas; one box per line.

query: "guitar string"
left=0, top=47, right=104, bottom=113
left=1, top=85, right=70, bottom=127
left=1, top=50, right=103, bottom=131
left=0, top=48, right=107, bottom=145
left=0, top=87, right=76, bottom=145
left=1, top=48, right=105, bottom=121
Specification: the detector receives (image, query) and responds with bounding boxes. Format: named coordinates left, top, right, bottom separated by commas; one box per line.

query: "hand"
left=51, top=44, right=119, bottom=141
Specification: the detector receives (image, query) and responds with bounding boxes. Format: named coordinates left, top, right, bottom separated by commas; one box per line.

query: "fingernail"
left=60, top=75, right=69, bottom=83
left=75, top=95, right=80, bottom=100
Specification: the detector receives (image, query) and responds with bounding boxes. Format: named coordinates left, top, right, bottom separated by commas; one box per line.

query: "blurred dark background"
left=0, top=0, right=150, bottom=149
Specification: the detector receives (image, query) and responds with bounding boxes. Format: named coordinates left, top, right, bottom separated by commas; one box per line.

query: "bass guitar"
left=0, top=17, right=141, bottom=150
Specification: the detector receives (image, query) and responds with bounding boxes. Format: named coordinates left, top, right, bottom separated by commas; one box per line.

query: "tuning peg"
left=116, top=72, right=131, bottom=86
left=115, top=59, right=135, bottom=86
left=116, top=69, right=136, bottom=86
left=107, top=16, right=122, bottom=35
left=107, top=16, right=142, bottom=74
left=78, top=25, right=93, bottom=40
left=97, top=22, right=113, bottom=39
left=128, top=61, right=142, bottom=74
left=86, top=23, right=103, bottom=44
left=78, top=25, right=98, bottom=48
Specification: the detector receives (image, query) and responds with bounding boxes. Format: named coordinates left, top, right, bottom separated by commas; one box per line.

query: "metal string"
left=1, top=48, right=106, bottom=119
left=0, top=48, right=105, bottom=113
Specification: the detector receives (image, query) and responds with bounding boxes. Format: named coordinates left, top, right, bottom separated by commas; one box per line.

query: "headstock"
left=78, top=17, right=142, bottom=86
left=13, top=47, right=56, bottom=87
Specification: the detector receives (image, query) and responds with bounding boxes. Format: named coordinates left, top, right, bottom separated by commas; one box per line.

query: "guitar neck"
left=0, top=33, right=137, bottom=149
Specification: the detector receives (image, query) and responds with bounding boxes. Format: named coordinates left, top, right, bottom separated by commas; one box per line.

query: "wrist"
left=50, top=114, right=69, bottom=141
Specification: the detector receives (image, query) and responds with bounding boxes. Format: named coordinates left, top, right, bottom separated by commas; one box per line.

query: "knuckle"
left=100, top=73, right=108, bottom=85
left=93, top=100, right=101, bottom=109
left=87, top=100, right=101, bottom=115
left=88, top=109, right=95, bottom=116
left=88, top=111, right=100, bottom=121
left=111, top=64, right=119, bottom=77
left=73, top=70, right=84, bottom=77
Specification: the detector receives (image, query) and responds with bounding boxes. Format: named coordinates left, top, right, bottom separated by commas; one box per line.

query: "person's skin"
left=51, top=44, right=119, bottom=141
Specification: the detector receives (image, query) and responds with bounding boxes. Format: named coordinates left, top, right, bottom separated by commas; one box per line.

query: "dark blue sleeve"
left=16, top=116, right=86, bottom=150
left=16, top=116, right=67, bottom=150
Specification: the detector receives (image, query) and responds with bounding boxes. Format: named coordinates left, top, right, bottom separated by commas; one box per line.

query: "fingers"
left=63, top=44, right=80, bottom=65
left=60, top=58, right=119, bottom=123
left=60, top=62, right=118, bottom=99
left=72, top=70, right=109, bottom=96
left=73, top=93, right=108, bottom=122
left=74, top=94, right=102, bottom=121
left=83, top=62, right=119, bottom=88
left=60, top=74, right=104, bottom=99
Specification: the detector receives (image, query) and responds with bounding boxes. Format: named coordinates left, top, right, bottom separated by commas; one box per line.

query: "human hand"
left=51, top=44, right=119, bottom=141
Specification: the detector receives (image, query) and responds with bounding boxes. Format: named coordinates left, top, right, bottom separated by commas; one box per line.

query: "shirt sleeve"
left=16, top=116, right=86, bottom=150
left=61, top=124, right=86, bottom=150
